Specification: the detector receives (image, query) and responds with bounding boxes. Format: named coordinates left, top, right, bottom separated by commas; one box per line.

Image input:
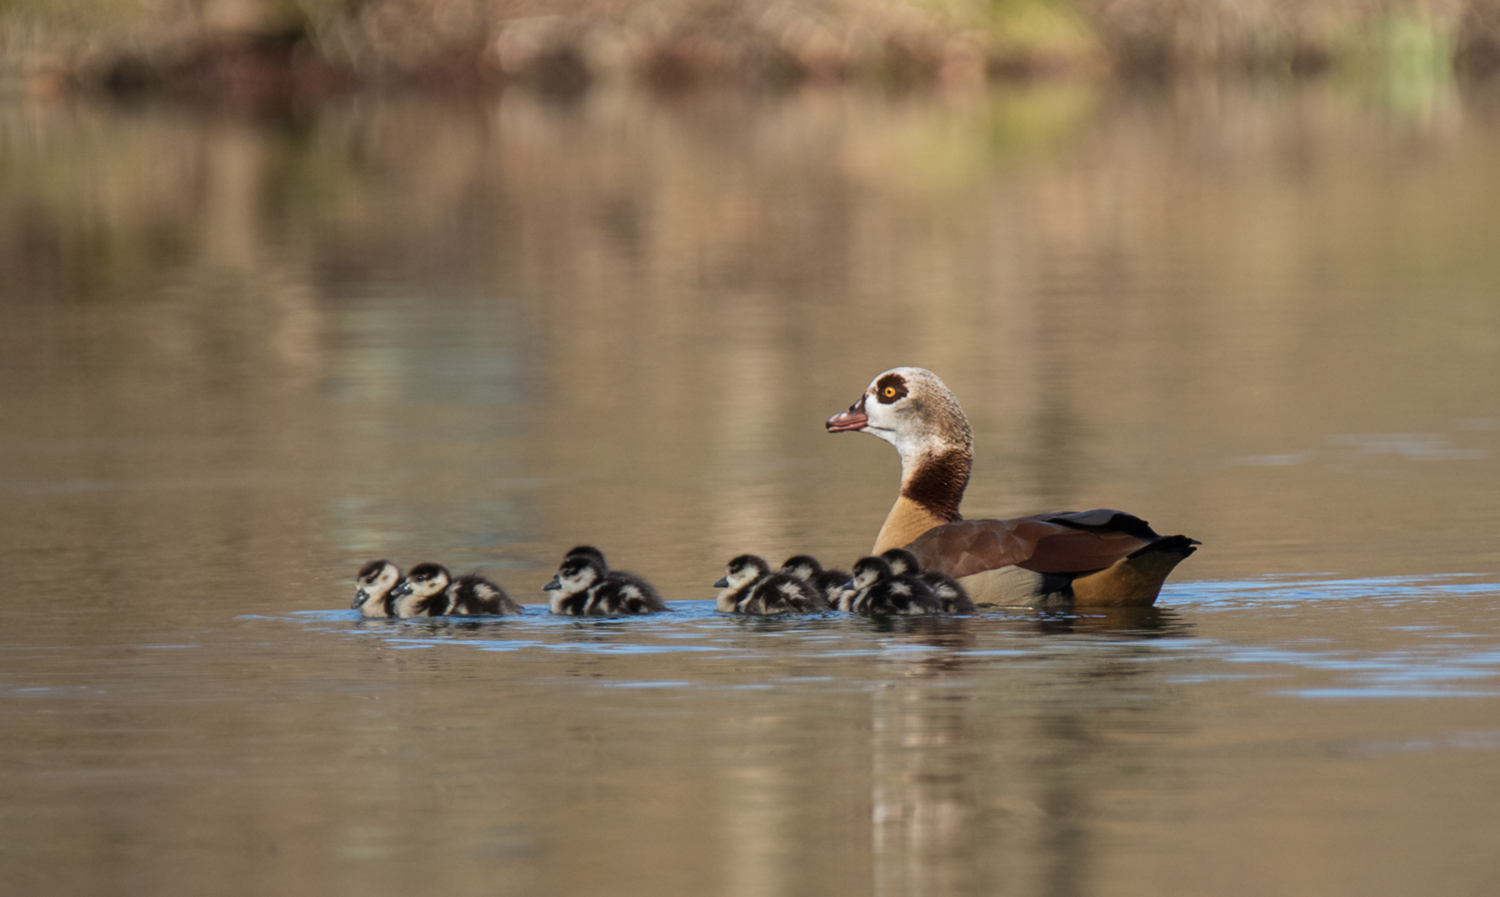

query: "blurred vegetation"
left=3, top=0, right=1500, bottom=99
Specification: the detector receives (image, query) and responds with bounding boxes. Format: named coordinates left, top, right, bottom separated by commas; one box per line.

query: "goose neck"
left=898, top=444, right=970, bottom=523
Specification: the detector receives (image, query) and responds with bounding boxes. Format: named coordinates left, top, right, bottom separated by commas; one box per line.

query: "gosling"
left=880, top=548, right=975, bottom=614
left=544, top=551, right=666, bottom=615
left=844, top=556, right=943, bottom=616
left=388, top=563, right=521, bottom=618
left=352, top=560, right=402, bottom=618
left=780, top=555, right=853, bottom=609
left=716, top=554, right=829, bottom=615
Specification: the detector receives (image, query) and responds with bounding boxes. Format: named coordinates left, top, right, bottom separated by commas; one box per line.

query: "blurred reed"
left=5, top=0, right=1500, bottom=101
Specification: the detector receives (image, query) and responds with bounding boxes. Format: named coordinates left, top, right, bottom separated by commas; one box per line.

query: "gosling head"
left=352, top=559, right=401, bottom=612
left=545, top=554, right=604, bottom=597
left=391, top=562, right=451, bottom=598
left=714, top=554, right=771, bottom=591
left=388, top=563, right=452, bottom=616
left=565, top=545, right=608, bottom=572
left=850, top=556, right=894, bottom=591
left=779, top=555, right=824, bottom=583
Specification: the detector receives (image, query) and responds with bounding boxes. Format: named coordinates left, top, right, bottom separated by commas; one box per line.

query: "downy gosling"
left=716, top=554, right=829, bottom=615
left=843, top=556, right=944, bottom=616
left=353, top=560, right=402, bottom=618
left=780, top=554, right=853, bottom=609
left=544, top=549, right=666, bottom=615
left=880, top=547, right=975, bottom=614
left=387, top=563, right=522, bottom=618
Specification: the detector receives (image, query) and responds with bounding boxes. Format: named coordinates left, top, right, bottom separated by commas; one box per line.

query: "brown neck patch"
left=900, top=447, right=969, bottom=523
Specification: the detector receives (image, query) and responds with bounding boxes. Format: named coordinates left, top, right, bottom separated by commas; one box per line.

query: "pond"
left=2, top=78, right=1499, bottom=896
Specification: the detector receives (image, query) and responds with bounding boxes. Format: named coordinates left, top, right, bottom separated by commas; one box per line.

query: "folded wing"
left=903, top=509, right=1162, bottom=578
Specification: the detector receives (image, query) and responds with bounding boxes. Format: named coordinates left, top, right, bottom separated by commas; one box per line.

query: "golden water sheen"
left=2, top=81, right=1499, bottom=897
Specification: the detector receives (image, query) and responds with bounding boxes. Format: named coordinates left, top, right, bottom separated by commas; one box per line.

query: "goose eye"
left=883, top=387, right=896, bottom=398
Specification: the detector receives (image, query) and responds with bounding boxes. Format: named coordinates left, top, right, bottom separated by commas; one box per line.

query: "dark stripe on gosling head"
left=358, top=559, right=394, bottom=581
left=565, top=545, right=609, bottom=571
left=546, top=553, right=605, bottom=593
left=727, top=554, right=772, bottom=575
left=406, top=562, right=448, bottom=583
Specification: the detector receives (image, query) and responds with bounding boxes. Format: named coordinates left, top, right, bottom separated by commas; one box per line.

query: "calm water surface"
left=2, top=80, right=1500, bottom=896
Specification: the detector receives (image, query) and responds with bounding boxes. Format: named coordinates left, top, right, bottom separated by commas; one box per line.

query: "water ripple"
left=259, top=574, right=1500, bottom=700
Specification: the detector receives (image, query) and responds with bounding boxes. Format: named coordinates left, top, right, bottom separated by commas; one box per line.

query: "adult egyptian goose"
left=352, top=559, right=402, bottom=618
left=827, top=367, right=1198, bottom=607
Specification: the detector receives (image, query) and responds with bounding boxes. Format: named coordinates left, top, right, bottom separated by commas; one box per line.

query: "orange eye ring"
left=883, top=387, right=896, bottom=398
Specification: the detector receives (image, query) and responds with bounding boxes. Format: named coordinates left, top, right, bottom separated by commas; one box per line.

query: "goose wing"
left=903, top=510, right=1161, bottom=578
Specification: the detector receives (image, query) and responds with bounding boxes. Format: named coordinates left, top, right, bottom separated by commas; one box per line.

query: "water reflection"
left=5, top=78, right=1500, bottom=897
left=863, top=610, right=1193, bottom=897
left=1030, top=607, right=1191, bottom=637
left=869, top=623, right=978, bottom=897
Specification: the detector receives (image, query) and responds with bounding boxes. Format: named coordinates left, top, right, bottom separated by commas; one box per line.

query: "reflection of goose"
left=715, top=555, right=828, bottom=614
left=844, top=556, right=943, bottom=616
left=827, top=367, right=1198, bottom=607
left=389, top=563, right=522, bottom=617
left=881, top=548, right=975, bottom=614
left=352, top=559, right=401, bottom=618
left=544, top=550, right=666, bottom=615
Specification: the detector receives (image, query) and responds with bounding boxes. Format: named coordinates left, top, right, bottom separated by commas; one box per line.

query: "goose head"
left=825, top=367, right=972, bottom=463
left=546, top=554, right=603, bottom=596
left=828, top=367, right=974, bottom=534
left=353, top=559, right=401, bottom=613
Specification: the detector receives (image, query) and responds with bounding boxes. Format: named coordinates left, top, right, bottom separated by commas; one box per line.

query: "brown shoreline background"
left=6, top=0, right=1500, bottom=104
